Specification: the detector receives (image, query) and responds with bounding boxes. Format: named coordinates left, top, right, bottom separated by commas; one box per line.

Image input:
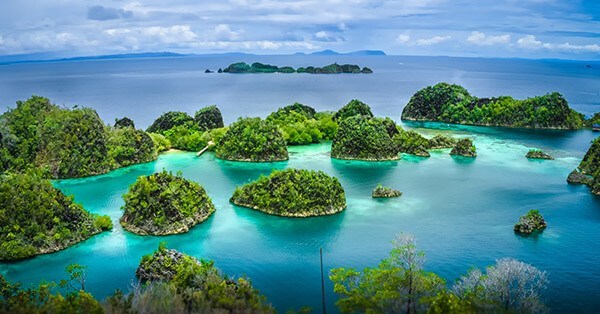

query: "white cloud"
left=313, top=30, right=343, bottom=42
left=213, top=24, right=241, bottom=41
left=415, top=35, right=451, bottom=46
left=337, top=22, right=348, bottom=31
left=467, top=31, right=510, bottom=45
left=141, top=25, right=197, bottom=43
left=396, top=34, right=410, bottom=44
left=516, top=35, right=600, bottom=53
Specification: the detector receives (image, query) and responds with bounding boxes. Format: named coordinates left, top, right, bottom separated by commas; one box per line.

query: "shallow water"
left=2, top=124, right=599, bottom=312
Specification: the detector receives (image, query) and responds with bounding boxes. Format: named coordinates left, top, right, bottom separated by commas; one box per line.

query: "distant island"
left=221, top=62, right=373, bottom=74
left=401, top=82, right=585, bottom=130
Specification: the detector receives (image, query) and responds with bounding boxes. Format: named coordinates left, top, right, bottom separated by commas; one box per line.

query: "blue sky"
left=0, top=0, right=598, bottom=59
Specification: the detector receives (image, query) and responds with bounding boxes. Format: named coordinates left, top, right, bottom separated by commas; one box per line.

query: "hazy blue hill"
left=0, top=52, right=186, bottom=65
left=308, top=49, right=386, bottom=56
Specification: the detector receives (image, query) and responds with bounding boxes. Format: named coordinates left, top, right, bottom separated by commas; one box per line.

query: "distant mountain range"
left=0, top=50, right=386, bottom=65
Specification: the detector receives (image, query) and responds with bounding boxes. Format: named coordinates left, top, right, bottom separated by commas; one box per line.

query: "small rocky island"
left=372, top=184, right=402, bottom=198
left=0, top=172, right=112, bottom=261
left=216, top=117, right=288, bottom=162
left=450, top=138, right=477, bottom=157
left=136, top=243, right=275, bottom=313
left=401, top=82, right=585, bottom=129
left=230, top=168, right=346, bottom=217
left=120, top=170, right=215, bottom=235
left=567, top=137, right=600, bottom=194
left=526, top=149, right=554, bottom=160
left=222, top=62, right=373, bottom=74
left=514, top=210, right=547, bottom=235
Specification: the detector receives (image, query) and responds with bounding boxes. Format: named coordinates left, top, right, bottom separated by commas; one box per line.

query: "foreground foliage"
left=331, top=234, right=548, bottom=313
left=120, top=170, right=215, bottom=235
left=230, top=168, right=346, bottom=217
left=115, top=243, right=275, bottom=313
left=0, top=172, right=111, bottom=261
left=401, top=82, right=584, bottom=129
left=216, top=117, right=288, bottom=161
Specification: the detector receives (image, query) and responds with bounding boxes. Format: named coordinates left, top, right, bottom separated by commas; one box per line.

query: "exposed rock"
left=526, top=149, right=554, bottom=160
left=514, top=210, right=547, bottom=235
left=567, top=170, right=593, bottom=185
left=372, top=185, right=402, bottom=198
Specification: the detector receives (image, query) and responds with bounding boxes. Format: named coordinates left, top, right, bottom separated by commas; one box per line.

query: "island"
left=222, top=62, right=373, bottom=74
left=372, top=184, right=402, bottom=198
left=450, top=138, right=477, bottom=157
left=230, top=168, right=346, bottom=217
left=526, top=149, right=554, bottom=160
left=215, top=117, right=288, bottom=162
left=0, top=172, right=112, bottom=261
left=428, top=134, right=458, bottom=149
left=266, top=102, right=337, bottom=145
left=194, top=105, right=224, bottom=131
left=0, top=96, right=158, bottom=179
left=332, top=115, right=400, bottom=161
left=333, top=99, right=374, bottom=121
left=135, top=243, right=275, bottom=313
left=401, top=82, right=585, bottom=129
left=514, top=210, right=547, bottom=235
left=120, top=170, right=215, bottom=235
left=567, top=138, right=600, bottom=194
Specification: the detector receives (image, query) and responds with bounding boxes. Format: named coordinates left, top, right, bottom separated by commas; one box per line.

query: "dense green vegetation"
left=333, top=99, right=374, bottom=121
left=146, top=111, right=193, bottom=134
left=514, top=209, right=547, bottom=235
left=194, top=105, right=224, bottom=131
left=266, top=103, right=338, bottom=145
left=222, top=62, right=373, bottom=74
left=401, top=82, right=585, bottom=129
left=0, top=172, right=112, bottom=261
left=120, top=170, right=215, bottom=235
left=230, top=168, right=346, bottom=217
left=568, top=137, right=600, bottom=195
left=129, top=243, right=275, bottom=313
left=107, top=126, right=156, bottom=167
left=331, top=115, right=400, bottom=160
left=114, top=117, right=135, bottom=129
left=392, top=130, right=431, bottom=157
left=450, top=138, right=477, bottom=157
left=0, top=96, right=157, bottom=179
left=216, top=117, right=288, bottom=161
left=372, top=184, right=402, bottom=198
left=526, top=149, right=554, bottom=160
left=331, top=233, right=548, bottom=313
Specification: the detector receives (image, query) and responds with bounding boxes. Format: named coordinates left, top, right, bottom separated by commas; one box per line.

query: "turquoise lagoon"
left=2, top=123, right=599, bottom=312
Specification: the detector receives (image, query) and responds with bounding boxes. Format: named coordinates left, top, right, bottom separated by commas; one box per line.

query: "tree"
left=330, top=233, right=445, bottom=313
left=452, top=258, right=548, bottom=312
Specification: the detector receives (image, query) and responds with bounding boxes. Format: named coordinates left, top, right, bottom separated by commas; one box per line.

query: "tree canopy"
left=230, top=168, right=346, bottom=217
left=146, top=111, right=194, bottom=134
left=402, top=82, right=584, bottom=129
left=331, top=115, right=399, bottom=160
left=266, top=103, right=337, bottom=145
left=215, top=117, right=288, bottom=161
left=333, top=99, right=374, bottom=121
left=194, top=105, right=224, bottom=131
left=0, top=171, right=112, bottom=261
left=120, top=170, right=215, bottom=235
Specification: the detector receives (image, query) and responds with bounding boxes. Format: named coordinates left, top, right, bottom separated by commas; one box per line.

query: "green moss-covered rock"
left=372, top=184, right=402, bottom=198
left=36, top=107, right=112, bottom=178
left=332, top=115, right=399, bottom=161
left=114, top=117, right=135, bottom=129
left=450, top=138, right=477, bottom=157
left=428, top=134, right=457, bottom=149
left=230, top=168, right=346, bottom=217
left=393, top=130, right=431, bottom=157
left=401, top=83, right=584, bottom=129
left=333, top=99, right=374, bottom=121
left=108, top=127, right=157, bottom=167
left=194, top=105, right=224, bottom=131
left=136, top=243, right=275, bottom=313
left=526, top=149, right=554, bottom=160
left=146, top=111, right=194, bottom=134
left=514, top=210, right=547, bottom=235
left=215, top=117, right=288, bottom=162
left=0, top=172, right=112, bottom=261
left=120, top=170, right=215, bottom=235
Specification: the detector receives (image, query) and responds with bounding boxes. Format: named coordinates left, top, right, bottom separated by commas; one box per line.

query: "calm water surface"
left=0, top=56, right=599, bottom=312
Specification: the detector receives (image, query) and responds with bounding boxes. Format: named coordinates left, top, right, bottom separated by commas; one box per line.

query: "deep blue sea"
left=0, top=55, right=600, bottom=313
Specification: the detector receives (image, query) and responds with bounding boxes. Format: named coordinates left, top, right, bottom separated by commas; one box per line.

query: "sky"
left=0, top=0, right=599, bottom=60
